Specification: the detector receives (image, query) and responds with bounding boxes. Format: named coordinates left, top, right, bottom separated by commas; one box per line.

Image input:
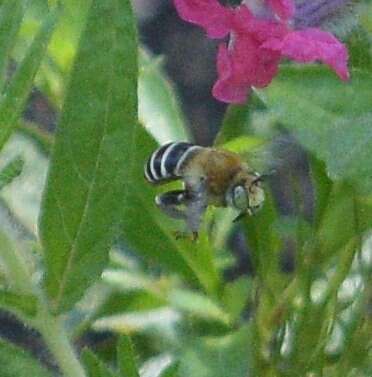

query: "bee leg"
left=155, top=190, right=187, bottom=220
left=185, top=182, right=208, bottom=237
left=185, top=201, right=207, bottom=237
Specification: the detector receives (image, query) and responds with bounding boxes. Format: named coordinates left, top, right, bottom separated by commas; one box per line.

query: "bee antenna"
left=252, top=172, right=271, bottom=184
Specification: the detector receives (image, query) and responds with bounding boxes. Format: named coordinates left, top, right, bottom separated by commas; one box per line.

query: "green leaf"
left=168, top=289, right=230, bottom=325
left=0, top=338, right=53, bottom=377
left=0, top=288, right=38, bottom=317
left=309, top=156, right=333, bottom=228
left=264, top=66, right=372, bottom=192
left=140, top=355, right=176, bottom=377
left=39, top=0, right=138, bottom=313
left=222, top=277, right=252, bottom=321
left=221, top=136, right=264, bottom=155
left=159, top=363, right=179, bottom=377
left=0, top=156, right=24, bottom=191
left=316, top=184, right=372, bottom=261
left=317, top=183, right=356, bottom=259
left=336, top=290, right=371, bottom=367
left=82, top=349, right=116, bottom=377
left=243, top=192, right=281, bottom=282
left=0, top=134, right=48, bottom=234
left=0, top=231, right=34, bottom=294
left=0, top=0, right=24, bottom=90
left=139, top=49, right=189, bottom=143
left=117, top=335, right=140, bottom=377
left=178, top=326, right=252, bottom=377
left=347, top=26, right=372, bottom=72
left=0, top=7, right=58, bottom=150
left=93, top=307, right=179, bottom=335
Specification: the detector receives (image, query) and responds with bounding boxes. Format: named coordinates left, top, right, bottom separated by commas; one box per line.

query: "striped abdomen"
left=144, top=142, right=201, bottom=184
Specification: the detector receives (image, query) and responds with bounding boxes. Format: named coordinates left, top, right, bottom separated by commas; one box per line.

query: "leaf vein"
left=53, top=25, right=116, bottom=310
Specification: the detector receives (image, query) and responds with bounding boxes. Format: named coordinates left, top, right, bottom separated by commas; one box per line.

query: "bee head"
left=226, top=173, right=265, bottom=222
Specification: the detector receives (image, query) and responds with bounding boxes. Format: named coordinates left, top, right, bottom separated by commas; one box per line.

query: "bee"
left=144, top=142, right=265, bottom=239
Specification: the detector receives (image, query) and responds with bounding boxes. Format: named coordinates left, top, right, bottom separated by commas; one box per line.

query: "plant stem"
left=35, top=308, right=86, bottom=377
left=267, top=277, right=299, bottom=327
left=0, top=232, right=86, bottom=377
left=321, top=238, right=357, bottom=305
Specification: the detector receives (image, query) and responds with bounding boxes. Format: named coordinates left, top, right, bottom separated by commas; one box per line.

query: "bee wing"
left=227, top=134, right=305, bottom=177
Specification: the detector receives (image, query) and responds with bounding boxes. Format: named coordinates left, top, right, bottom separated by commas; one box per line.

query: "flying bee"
left=144, top=142, right=265, bottom=240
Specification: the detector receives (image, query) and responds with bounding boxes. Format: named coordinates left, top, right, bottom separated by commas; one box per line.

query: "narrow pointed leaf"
left=0, top=339, right=53, bottom=377
left=159, top=363, right=179, bottom=377
left=348, top=27, right=372, bottom=72
left=309, top=156, right=333, bottom=228
left=0, top=0, right=24, bottom=89
left=179, top=326, right=252, bottom=377
left=243, top=192, right=281, bottom=275
left=82, top=349, right=116, bottom=377
left=39, top=0, right=138, bottom=313
left=139, top=49, right=189, bottom=143
left=0, top=231, right=33, bottom=294
left=0, top=288, right=38, bottom=317
left=0, top=156, right=24, bottom=191
left=0, top=8, right=58, bottom=150
left=117, top=335, right=140, bottom=377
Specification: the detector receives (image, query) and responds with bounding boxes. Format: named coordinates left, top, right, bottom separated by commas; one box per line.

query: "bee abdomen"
left=144, top=142, right=201, bottom=183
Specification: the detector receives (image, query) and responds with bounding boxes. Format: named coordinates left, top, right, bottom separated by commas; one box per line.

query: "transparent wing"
left=222, top=134, right=307, bottom=177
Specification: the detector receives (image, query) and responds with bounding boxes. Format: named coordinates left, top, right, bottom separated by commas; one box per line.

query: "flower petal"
left=174, top=0, right=233, bottom=38
left=232, top=31, right=281, bottom=88
left=212, top=44, right=250, bottom=104
left=263, top=28, right=349, bottom=80
left=266, top=0, right=295, bottom=21
left=212, top=43, right=251, bottom=104
left=212, top=76, right=250, bottom=104
left=212, top=31, right=282, bottom=104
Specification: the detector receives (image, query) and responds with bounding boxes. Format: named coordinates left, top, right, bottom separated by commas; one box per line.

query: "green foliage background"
left=0, top=1, right=371, bottom=377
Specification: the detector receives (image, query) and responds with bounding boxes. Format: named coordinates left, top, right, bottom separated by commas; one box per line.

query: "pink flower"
left=174, top=0, right=349, bottom=104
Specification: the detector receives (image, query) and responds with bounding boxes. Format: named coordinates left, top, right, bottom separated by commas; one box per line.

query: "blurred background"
left=136, top=0, right=225, bottom=144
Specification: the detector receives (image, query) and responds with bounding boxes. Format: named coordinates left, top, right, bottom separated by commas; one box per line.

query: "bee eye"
left=233, top=185, right=248, bottom=211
